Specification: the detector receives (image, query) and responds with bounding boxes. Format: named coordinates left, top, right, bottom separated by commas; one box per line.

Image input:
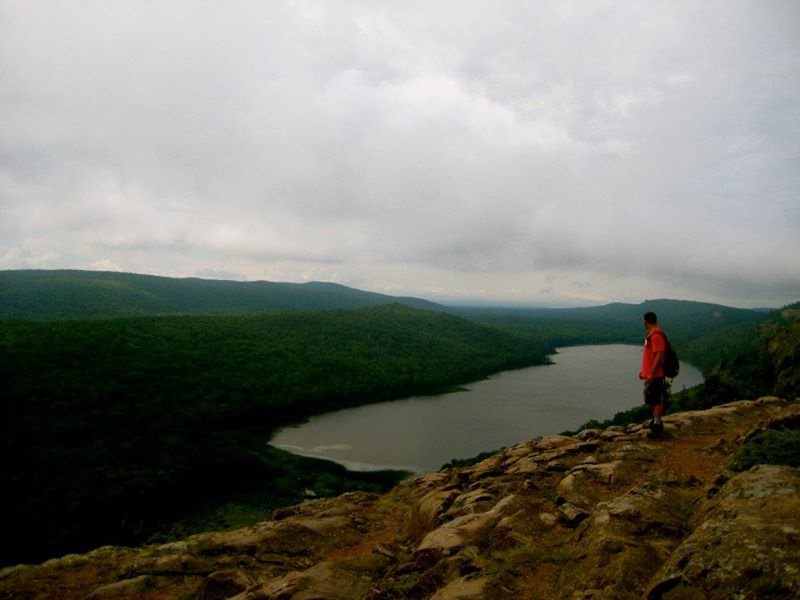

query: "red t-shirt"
left=640, top=327, right=667, bottom=379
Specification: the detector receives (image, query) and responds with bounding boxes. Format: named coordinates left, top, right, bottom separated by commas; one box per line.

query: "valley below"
left=2, top=270, right=797, bottom=599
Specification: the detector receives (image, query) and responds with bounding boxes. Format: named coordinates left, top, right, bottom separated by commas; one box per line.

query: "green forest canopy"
left=1, top=304, right=547, bottom=566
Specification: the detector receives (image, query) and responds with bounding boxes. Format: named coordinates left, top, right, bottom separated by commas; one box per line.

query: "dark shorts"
left=643, top=378, right=669, bottom=406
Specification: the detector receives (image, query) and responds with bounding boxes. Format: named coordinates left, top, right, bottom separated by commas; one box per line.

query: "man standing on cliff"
left=640, top=311, right=669, bottom=438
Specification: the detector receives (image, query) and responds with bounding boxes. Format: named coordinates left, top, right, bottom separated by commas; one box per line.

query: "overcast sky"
left=1, top=1, right=798, bottom=308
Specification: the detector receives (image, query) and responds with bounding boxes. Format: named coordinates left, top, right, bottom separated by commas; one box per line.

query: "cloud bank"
left=1, top=1, right=798, bottom=307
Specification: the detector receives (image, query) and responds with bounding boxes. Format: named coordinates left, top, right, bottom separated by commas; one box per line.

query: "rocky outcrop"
left=2, top=397, right=799, bottom=600
left=644, top=464, right=800, bottom=600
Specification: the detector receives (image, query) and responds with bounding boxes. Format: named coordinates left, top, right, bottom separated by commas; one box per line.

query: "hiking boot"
left=647, top=422, right=664, bottom=439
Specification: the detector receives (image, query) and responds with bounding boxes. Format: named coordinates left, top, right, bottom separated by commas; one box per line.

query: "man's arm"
left=647, top=351, right=664, bottom=384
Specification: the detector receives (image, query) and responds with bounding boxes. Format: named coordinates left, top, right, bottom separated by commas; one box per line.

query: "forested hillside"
left=452, top=298, right=765, bottom=373
left=0, top=304, right=548, bottom=567
left=1, top=271, right=764, bottom=377
left=684, top=301, right=800, bottom=405
left=0, top=269, right=440, bottom=319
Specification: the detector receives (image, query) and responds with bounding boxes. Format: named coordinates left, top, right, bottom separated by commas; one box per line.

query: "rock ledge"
left=2, top=397, right=799, bottom=600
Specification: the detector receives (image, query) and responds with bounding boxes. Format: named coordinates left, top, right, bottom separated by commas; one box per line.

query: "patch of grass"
left=731, top=429, right=800, bottom=472
left=490, top=544, right=570, bottom=568
left=440, top=449, right=502, bottom=470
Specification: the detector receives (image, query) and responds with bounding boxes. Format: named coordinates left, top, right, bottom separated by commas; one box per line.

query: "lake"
left=270, top=344, right=704, bottom=474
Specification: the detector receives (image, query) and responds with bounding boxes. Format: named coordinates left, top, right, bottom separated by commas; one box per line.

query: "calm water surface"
left=270, top=345, right=703, bottom=474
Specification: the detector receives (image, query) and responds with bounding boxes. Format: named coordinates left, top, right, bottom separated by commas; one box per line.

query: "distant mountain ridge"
left=450, top=298, right=764, bottom=343
left=0, top=269, right=442, bottom=320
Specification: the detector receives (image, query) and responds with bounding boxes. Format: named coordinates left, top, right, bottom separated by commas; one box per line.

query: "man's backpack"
left=659, top=332, right=680, bottom=379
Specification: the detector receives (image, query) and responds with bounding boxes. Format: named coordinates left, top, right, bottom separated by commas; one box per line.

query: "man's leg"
left=647, top=380, right=666, bottom=437
left=648, top=403, right=664, bottom=438
left=653, top=399, right=664, bottom=422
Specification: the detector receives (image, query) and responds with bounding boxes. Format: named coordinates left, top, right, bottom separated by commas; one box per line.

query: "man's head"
left=643, top=312, right=658, bottom=329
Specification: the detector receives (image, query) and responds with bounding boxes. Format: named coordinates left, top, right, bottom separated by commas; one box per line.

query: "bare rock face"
left=557, top=482, right=692, bottom=599
left=1, top=397, right=799, bottom=600
left=644, top=464, right=800, bottom=599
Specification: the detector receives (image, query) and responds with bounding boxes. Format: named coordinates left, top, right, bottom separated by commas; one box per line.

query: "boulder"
left=85, top=576, right=154, bottom=599
left=231, top=561, right=373, bottom=600
left=557, top=502, right=590, bottom=527
left=197, top=569, right=257, bottom=600
left=429, top=575, right=489, bottom=599
left=407, top=489, right=459, bottom=540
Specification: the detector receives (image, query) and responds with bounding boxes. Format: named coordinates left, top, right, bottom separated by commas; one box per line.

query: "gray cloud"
left=1, top=1, right=798, bottom=307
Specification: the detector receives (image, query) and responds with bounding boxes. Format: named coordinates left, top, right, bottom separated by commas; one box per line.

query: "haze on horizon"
left=1, top=1, right=798, bottom=309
